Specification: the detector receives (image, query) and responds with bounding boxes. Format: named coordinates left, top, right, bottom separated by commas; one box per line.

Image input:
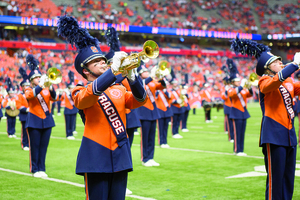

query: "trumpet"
left=109, top=40, right=159, bottom=74
left=179, top=85, right=186, bottom=107
left=43, top=67, right=62, bottom=88
left=47, top=67, right=62, bottom=85
left=150, top=60, right=171, bottom=79
left=243, top=72, right=259, bottom=89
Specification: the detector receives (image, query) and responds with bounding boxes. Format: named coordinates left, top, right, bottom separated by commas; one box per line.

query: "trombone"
left=109, top=40, right=159, bottom=74
left=150, top=60, right=171, bottom=79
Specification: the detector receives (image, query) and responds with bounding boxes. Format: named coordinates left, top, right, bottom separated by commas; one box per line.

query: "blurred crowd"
left=0, top=48, right=257, bottom=93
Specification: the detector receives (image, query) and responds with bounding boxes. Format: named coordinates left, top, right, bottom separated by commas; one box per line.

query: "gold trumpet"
left=47, top=67, right=62, bottom=85
left=151, top=60, right=171, bottom=79
left=244, top=72, right=259, bottom=88
left=110, top=40, right=159, bottom=74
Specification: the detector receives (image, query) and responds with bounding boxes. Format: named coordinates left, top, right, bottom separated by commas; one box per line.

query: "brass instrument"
left=46, top=67, right=62, bottom=87
left=150, top=60, right=171, bottom=79
left=179, top=85, right=186, bottom=107
left=109, top=40, right=159, bottom=74
left=6, top=99, right=20, bottom=117
left=244, top=72, right=259, bottom=89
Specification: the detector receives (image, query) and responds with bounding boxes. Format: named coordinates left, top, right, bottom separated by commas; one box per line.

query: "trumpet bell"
left=249, top=73, right=258, bottom=82
left=143, top=40, right=159, bottom=59
left=47, top=67, right=62, bottom=84
left=158, top=60, right=171, bottom=76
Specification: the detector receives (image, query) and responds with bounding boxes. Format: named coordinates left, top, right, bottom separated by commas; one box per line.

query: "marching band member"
left=2, top=78, right=18, bottom=138
left=0, top=91, right=3, bottom=122
left=136, top=64, right=166, bottom=167
left=227, top=58, right=252, bottom=156
left=25, top=54, right=58, bottom=178
left=200, top=83, right=213, bottom=123
left=61, top=71, right=78, bottom=140
left=231, top=36, right=300, bottom=200
left=170, top=79, right=184, bottom=138
left=180, top=84, right=190, bottom=132
left=17, top=67, right=30, bottom=150
left=221, top=65, right=234, bottom=142
left=58, top=16, right=147, bottom=200
left=189, top=84, right=201, bottom=115
left=156, top=85, right=173, bottom=148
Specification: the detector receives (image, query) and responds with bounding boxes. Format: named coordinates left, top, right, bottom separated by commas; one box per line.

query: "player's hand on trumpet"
left=110, top=51, right=129, bottom=75
left=39, top=74, right=50, bottom=89
left=293, top=52, right=300, bottom=67
left=126, top=68, right=138, bottom=82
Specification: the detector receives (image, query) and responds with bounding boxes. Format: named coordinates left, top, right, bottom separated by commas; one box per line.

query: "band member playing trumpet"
left=227, top=59, right=252, bottom=156
left=18, top=67, right=30, bottom=150
left=61, top=71, right=78, bottom=140
left=25, top=54, right=59, bottom=178
left=231, top=36, right=300, bottom=200
left=2, top=78, right=18, bottom=138
left=58, top=16, right=147, bottom=200
left=170, top=79, right=184, bottom=138
left=200, top=83, right=213, bottom=123
left=136, top=63, right=166, bottom=167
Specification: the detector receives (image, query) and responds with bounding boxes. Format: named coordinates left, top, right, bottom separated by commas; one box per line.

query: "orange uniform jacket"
left=259, top=75, right=300, bottom=146
left=72, top=71, right=147, bottom=174
left=25, top=86, right=58, bottom=129
left=228, top=86, right=252, bottom=119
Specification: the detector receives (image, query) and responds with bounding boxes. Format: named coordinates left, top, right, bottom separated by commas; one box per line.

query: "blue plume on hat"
left=221, top=65, right=229, bottom=76
left=6, top=77, right=14, bottom=93
left=57, top=16, right=100, bottom=52
left=57, top=15, right=106, bottom=76
left=230, top=34, right=271, bottom=59
left=227, top=59, right=240, bottom=81
left=19, top=67, right=30, bottom=86
left=26, top=54, right=39, bottom=71
left=19, top=67, right=28, bottom=80
left=67, top=70, right=75, bottom=88
left=105, top=27, right=121, bottom=52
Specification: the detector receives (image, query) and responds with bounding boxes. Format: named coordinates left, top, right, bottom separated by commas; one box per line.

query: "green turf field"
left=1, top=102, right=300, bottom=200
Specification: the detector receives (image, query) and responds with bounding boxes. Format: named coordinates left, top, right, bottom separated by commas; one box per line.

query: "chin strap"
left=82, top=65, right=99, bottom=78
left=267, top=67, right=277, bottom=75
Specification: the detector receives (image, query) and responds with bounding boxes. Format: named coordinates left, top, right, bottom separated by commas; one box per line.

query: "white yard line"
left=1, top=132, right=300, bottom=163
left=0, top=167, right=156, bottom=200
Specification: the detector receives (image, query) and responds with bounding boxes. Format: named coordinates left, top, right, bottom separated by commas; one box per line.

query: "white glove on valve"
left=111, top=51, right=128, bottom=74
left=293, top=52, right=300, bottom=67
left=39, top=74, right=49, bottom=88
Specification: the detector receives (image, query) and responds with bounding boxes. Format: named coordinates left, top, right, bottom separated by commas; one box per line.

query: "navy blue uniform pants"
left=127, top=127, right=135, bottom=147
left=140, top=119, right=156, bottom=163
left=232, top=119, right=246, bottom=153
left=21, top=121, right=29, bottom=148
left=262, top=144, right=296, bottom=200
left=27, top=127, right=51, bottom=173
left=51, top=101, right=61, bottom=114
left=172, top=113, right=181, bottom=135
left=205, top=109, right=211, bottom=120
left=64, top=114, right=76, bottom=137
left=181, top=110, right=189, bottom=129
left=193, top=108, right=196, bottom=115
left=7, top=115, right=16, bottom=135
left=158, top=117, right=170, bottom=145
left=84, top=171, right=128, bottom=200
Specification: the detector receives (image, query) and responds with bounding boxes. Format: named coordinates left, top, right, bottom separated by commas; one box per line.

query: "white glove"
left=181, top=89, right=187, bottom=95
left=177, top=99, right=182, bottom=104
left=127, top=68, right=137, bottom=82
left=26, top=108, right=29, bottom=113
left=39, top=74, right=49, bottom=88
left=240, top=78, right=247, bottom=88
left=293, top=52, right=300, bottom=66
left=111, top=51, right=128, bottom=74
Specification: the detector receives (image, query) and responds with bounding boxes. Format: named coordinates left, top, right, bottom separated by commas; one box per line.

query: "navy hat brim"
left=256, top=52, right=281, bottom=76
left=75, top=46, right=107, bottom=76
